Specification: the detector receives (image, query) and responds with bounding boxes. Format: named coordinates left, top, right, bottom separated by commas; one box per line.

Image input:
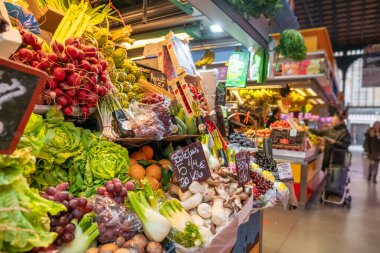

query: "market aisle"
left=263, top=149, right=380, bottom=253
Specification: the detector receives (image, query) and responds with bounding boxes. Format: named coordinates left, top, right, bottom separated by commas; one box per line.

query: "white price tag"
left=277, top=162, right=293, bottom=180
left=290, top=128, right=297, bottom=137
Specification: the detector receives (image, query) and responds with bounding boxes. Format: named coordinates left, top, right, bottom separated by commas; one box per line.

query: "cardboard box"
left=26, top=0, right=64, bottom=33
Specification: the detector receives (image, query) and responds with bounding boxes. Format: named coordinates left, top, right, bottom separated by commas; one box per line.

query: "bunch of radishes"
left=11, top=30, right=111, bottom=116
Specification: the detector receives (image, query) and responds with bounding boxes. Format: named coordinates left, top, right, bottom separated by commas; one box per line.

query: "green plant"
left=228, top=0, right=282, bottom=19
left=275, top=29, right=307, bottom=61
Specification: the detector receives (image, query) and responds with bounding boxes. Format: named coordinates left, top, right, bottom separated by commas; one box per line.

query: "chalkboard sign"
left=0, top=57, right=48, bottom=154
left=150, top=70, right=168, bottom=90
left=169, top=142, right=211, bottom=192
left=215, top=82, right=226, bottom=106
left=235, top=151, right=250, bottom=187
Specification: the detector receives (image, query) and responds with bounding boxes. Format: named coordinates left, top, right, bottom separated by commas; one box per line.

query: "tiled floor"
left=263, top=149, right=380, bottom=253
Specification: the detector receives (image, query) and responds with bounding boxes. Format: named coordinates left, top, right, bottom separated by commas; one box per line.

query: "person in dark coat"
left=364, top=121, right=380, bottom=183
left=309, top=114, right=351, bottom=171
left=266, top=107, right=281, bottom=128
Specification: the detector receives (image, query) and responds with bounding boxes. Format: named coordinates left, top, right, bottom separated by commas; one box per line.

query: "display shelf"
left=272, top=147, right=318, bottom=161
left=116, top=134, right=200, bottom=145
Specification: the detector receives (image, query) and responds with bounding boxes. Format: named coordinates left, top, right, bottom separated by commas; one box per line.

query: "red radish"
left=77, top=49, right=85, bottom=61
left=22, top=32, right=38, bottom=46
left=88, top=57, right=98, bottom=64
left=56, top=96, right=69, bottom=106
left=86, top=94, right=97, bottom=105
left=72, top=98, right=79, bottom=105
left=89, top=65, right=99, bottom=74
left=81, top=105, right=90, bottom=116
left=53, top=67, right=66, bottom=81
left=66, top=45, right=79, bottom=59
left=85, top=51, right=98, bottom=58
left=66, top=97, right=73, bottom=105
left=98, top=86, right=108, bottom=97
left=65, top=63, right=75, bottom=73
left=33, top=43, right=42, bottom=51
left=30, top=61, right=39, bottom=68
left=60, top=53, right=69, bottom=63
left=88, top=74, right=98, bottom=86
left=40, top=59, right=50, bottom=69
left=77, top=89, right=87, bottom=99
left=53, top=88, right=64, bottom=96
left=80, top=60, right=91, bottom=70
left=82, top=45, right=96, bottom=53
left=67, top=73, right=81, bottom=87
left=96, top=65, right=103, bottom=74
left=47, top=53, right=58, bottom=63
left=18, top=48, right=34, bottom=62
left=59, top=82, right=69, bottom=90
left=92, top=85, right=100, bottom=94
left=46, top=78, right=58, bottom=89
left=78, top=69, right=86, bottom=76
left=82, top=83, right=92, bottom=92
left=99, top=59, right=108, bottom=71
left=45, top=90, right=57, bottom=100
left=73, top=59, right=80, bottom=67
left=100, top=73, right=108, bottom=82
left=52, top=41, right=64, bottom=53
left=65, top=89, right=77, bottom=98
left=65, top=37, right=81, bottom=47
left=62, top=106, right=73, bottom=115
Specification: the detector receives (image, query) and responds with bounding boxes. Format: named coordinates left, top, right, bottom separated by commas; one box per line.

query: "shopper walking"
left=309, top=114, right=351, bottom=171
left=364, top=121, right=380, bottom=183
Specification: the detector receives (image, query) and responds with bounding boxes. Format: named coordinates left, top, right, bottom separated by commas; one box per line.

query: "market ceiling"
left=294, top=0, right=380, bottom=50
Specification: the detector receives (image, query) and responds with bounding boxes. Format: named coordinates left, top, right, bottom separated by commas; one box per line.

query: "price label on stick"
left=169, top=142, right=211, bottom=192
left=277, top=162, right=293, bottom=180
left=235, top=151, right=250, bottom=187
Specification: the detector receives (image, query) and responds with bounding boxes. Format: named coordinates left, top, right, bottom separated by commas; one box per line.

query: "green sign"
left=226, top=52, right=250, bottom=88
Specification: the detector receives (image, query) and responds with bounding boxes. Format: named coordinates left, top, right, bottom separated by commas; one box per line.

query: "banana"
left=206, top=50, right=215, bottom=65
left=196, top=50, right=215, bottom=66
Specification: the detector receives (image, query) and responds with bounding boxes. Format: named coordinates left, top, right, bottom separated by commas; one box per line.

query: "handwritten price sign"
left=170, top=142, right=211, bottom=192
left=277, top=162, right=293, bottom=180
left=235, top=151, right=250, bottom=187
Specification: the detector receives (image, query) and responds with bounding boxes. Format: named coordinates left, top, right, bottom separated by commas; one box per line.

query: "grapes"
left=97, top=179, right=131, bottom=204
left=255, top=151, right=277, bottom=172
left=41, top=183, right=93, bottom=249
left=249, top=171, right=274, bottom=197
left=62, top=233, right=74, bottom=243
left=64, top=223, right=75, bottom=233
left=124, top=181, right=135, bottom=191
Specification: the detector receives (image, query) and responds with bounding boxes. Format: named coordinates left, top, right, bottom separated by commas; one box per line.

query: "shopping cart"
left=320, top=149, right=352, bottom=208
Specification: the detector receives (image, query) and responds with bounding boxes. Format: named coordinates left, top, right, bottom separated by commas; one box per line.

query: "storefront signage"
left=0, top=57, right=47, bottom=154
left=362, top=44, right=380, bottom=87
left=170, top=142, right=211, bottom=192
left=277, top=162, right=293, bottom=180
left=235, top=151, right=250, bottom=187
left=226, top=52, right=250, bottom=88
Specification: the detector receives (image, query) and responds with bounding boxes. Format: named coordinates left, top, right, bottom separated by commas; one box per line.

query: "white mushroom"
left=197, top=203, right=212, bottom=219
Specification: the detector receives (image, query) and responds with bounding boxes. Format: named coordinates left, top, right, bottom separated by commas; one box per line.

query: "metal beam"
left=301, top=0, right=314, bottom=27
left=142, top=0, right=148, bottom=23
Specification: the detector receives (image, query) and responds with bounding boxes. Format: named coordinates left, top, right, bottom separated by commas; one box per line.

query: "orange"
left=130, top=152, right=147, bottom=161
left=146, top=176, right=160, bottom=190
left=147, top=159, right=157, bottom=163
left=139, top=145, right=154, bottom=160
left=130, top=158, right=137, bottom=166
left=146, top=164, right=162, bottom=180
left=129, top=164, right=146, bottom=180
left=159, top=159, right=172, bottom=171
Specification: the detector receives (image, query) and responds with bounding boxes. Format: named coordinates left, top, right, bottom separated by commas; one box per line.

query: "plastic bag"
left=93, top=196, right=142, bottom=243
left=127, top=101, right=165, bottom=140
left=139, top=97, right=174, bottom=137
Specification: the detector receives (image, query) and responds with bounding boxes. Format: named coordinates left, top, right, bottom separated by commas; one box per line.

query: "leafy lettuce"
left=0, top=149, right=65, bottom=252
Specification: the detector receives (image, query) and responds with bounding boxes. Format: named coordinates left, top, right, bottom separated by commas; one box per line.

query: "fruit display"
left=256, top=128, right=271, bottom=138
left=229, top=133, right=256, bottom=148
left=254, top=151, right=278, bottom=172
left=11, top=30, right=110, bottom=116
left=270, top=120, right=291, bottom=129
left=239, top=88, right=279, bottom=100
left=244, top=128, right=256, bottom=140
left=269, top=128, right=289, bottom=146
left=195, top=49, right=215, bottom=67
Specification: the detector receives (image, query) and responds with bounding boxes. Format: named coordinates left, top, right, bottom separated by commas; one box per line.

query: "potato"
left=146, top=241, right=163, bottom=253
left=123, top=239, right=144, bottom=253
left=131, top=234, right=149, bottom=248
left=99, top=243, right=119, bottom=253
left=114, top=249, right=133, bottom=253
left=86, top=248, right=99, bottom=253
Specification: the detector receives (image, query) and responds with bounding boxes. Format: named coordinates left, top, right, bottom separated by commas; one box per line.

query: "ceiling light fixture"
left=210, top=24, right=223, bottom=33
left=122, top=32, right=192, bottom=50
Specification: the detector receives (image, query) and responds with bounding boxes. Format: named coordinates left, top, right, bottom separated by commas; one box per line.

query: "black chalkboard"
left=215, top=82, right=226, bottom=106
left=150, top=70, right=168, bottom=90
left=0, top=57, right=48, bottom=154
left=235, top=151, right=250, bottom=187
left=169, top=142, right=211, bottom=192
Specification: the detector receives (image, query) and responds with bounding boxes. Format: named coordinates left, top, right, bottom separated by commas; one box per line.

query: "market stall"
left=0, top=0, right=294, bottom=252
